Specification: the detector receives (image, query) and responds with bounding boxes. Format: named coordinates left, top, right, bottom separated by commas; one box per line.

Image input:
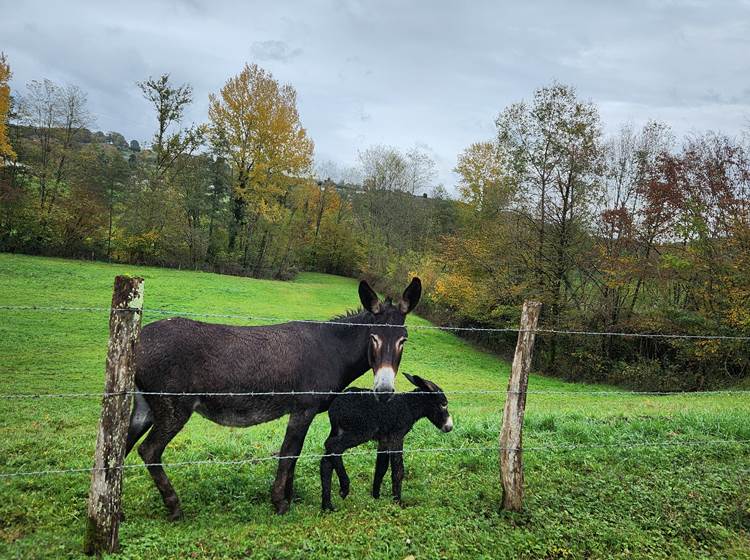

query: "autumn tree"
left=455, top=140, right=514, bottom=217
left=593, top=122, right=673, bottom=332
left=432, top=140, right=522, bottom=328
left=137, top=74, right=204, bottom=179
left=208, top=63, right=314, bottom=255
left=0, top=52, right=15, bottom=160
left=69, top=144, right=132, bottom=260
left=497, top=84, right=602, bottom=330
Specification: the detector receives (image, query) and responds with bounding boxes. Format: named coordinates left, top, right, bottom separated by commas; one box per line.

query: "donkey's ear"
left=359, top=280, right=381, bottom=314
left=399, top=277, right=422, bottom=314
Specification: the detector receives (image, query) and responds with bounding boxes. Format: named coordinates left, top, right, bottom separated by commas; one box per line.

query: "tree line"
left=1, top=54, right=748, bottom=389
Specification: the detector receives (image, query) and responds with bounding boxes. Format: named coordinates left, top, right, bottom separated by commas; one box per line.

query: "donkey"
left=320, top=374, right=452, bottom=511
left=125, top=278, right=421, bottom=519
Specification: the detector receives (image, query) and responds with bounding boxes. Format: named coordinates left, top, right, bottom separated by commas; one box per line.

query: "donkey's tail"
left=125, top=388, right=153, bottom=456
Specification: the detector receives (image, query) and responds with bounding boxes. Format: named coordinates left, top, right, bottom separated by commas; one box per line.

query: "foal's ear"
left=358, top=280, right=381, bottom=314
left=421, top=378, right=443, bottom=393
left=404, top=372, right=422, bottom=388
left=399, top=277, right=422, bottom=314
left=406, top=373, right=440, bottom=392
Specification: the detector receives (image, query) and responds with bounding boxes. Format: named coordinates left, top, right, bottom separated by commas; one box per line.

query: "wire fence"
left=2, top=301, right=749, bottom=482
left=2, top=439, right=749, bottom=479
left=2, top=304, right=750, bottom=340
left=1, top=388, right=750, bottom=400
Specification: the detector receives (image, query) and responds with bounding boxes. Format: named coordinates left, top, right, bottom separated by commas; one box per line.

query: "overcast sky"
left=3, top=0, right=750, bottom=188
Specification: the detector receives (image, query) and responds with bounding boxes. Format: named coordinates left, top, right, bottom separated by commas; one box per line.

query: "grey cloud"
left=251, top=41, right=302, bottom=62
left=2, top=0, right=749, bottom=189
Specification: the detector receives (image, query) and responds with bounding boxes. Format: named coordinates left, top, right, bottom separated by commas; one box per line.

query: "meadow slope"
left=0, top=254, right=749, bottom=559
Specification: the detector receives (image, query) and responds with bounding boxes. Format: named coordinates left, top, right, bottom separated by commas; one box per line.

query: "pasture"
left=1, top=253, right=749, bottom=559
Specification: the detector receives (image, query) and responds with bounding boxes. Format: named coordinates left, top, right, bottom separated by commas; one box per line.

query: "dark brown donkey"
left=125, top=278, right=421, bottom=518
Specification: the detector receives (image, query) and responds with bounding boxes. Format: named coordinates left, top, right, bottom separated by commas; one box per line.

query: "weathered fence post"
left=84, top=276, right=144, bottom=556
left=499, top=300, right=542, bottom=512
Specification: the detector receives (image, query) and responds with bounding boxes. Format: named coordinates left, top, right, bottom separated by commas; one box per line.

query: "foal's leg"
left=331, top=451, right=350, bottom=498
left=389, top=439, right=405, bottom=504
left=320, top=436, right=341, bottom=511
left=272, top=408, right=316, bottom=514
left=320, top=432, right=369, bottom=510
left=372, top=440, right=390, bottom=499
left=137, top=407, right=191, bottom=521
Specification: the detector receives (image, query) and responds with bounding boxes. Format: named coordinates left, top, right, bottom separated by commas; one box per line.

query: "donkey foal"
left=320, top=374, right=453, bottom=510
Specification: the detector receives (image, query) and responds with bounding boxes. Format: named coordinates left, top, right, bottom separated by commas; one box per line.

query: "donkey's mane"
left=331, top=307, right=370, bottom=322
left=330, top=297, right=395, bottom=323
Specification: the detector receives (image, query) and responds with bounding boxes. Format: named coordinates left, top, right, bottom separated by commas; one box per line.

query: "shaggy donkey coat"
left=320, top=373, right=453, bottom=510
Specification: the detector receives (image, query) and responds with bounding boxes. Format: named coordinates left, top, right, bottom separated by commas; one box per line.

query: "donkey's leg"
left=138, top=407, right=191, bottom=521
left=372, top=440, right=390, bottom=499
left=320, top=439, right=337, bottom=511
left=389, top=439, right=405, bottom=504
left=272, top=408, right=316, bottom=514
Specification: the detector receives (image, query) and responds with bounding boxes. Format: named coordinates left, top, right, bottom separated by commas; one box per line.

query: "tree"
left=106, top=131, right=128, bottom=149
left=356, top=144, right=439, bottom=250
left=593, top=122, right=673, bottom=326
left=455, top=140, right=514, bottom=216
left=18, top=79, right=92, bottom=210
left=0, top=52, right=15, bottom=160
left=137, top=74, right=204, bottom=178
left=69, top=144, right=131, bottom=259
left=496, top=83, right=602, bottom=327
left=208, top=63, right=314, bottom=254
left=54, top=84, right=92, bottom=189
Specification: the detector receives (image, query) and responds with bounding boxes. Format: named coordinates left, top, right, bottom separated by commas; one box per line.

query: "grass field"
left=1, top=253, right=749, bottom=559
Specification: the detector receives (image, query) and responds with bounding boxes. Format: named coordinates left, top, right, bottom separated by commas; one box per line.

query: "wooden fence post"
left=499, top=300, right=542, bottom=512
left=84, top=276, right=144, bottom=556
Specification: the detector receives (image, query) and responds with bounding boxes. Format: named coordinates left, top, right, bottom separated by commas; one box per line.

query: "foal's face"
left=425, top=391, right=452, bottom=433
left=405, top=373, right=453, bottom=433
left=358, top=277, right=421, bottom=395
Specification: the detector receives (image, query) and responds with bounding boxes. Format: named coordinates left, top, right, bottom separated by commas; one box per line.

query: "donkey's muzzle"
left=373, top=366, right=396, bottom=396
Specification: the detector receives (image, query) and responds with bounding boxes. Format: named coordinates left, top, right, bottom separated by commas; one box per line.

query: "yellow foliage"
left=454, top=141, right=509, bottom=212
left=0, top=52, right=15, bottom=160
left=208, top=63, right=314, bottom=219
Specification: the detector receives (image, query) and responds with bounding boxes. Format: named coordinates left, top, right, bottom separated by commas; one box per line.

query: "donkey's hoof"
left=339, top=486, right=350, bottom=499
left=372, top=490, right=380, bottom=499
left=167, top=509, right=184, bottom=522
left=273, top=499, right=290, bottom=515
left=322, top=502, right=336, bottom=512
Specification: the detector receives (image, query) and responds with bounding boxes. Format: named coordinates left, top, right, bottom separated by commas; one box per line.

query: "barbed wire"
left=1, top=305, right=749, bottom=340
left=1, top=439, right=748, bottom=479
left=1, top=388, right=749, bottom=400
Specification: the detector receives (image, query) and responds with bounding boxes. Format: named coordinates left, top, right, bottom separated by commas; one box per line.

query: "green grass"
left=0, top=253, right=749, bottom=559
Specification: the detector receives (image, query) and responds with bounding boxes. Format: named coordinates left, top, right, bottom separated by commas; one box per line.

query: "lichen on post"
left=499, top=300, right=542, bottom=512
left=84, top=276, right=144, bottom=556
